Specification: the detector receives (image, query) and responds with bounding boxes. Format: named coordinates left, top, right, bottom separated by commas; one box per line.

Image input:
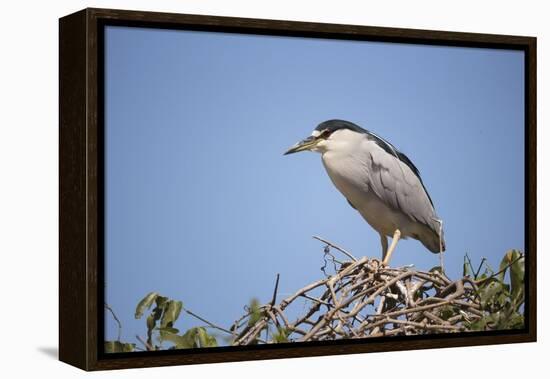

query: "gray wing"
left=364, top=139, right=438, bottom=229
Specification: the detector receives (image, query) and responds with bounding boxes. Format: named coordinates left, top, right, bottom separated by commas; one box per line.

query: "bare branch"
left=230, top=241, right=501, bottom=345
left=104, top=303, right=122, bottom=342
left=313, top=236, right=357, bottom=262
left=181, top=307, right=235, bottom=336
left=475, top=253, right=524, bottom=285
left=136, top=335, right=154, bottom=351
left=270, top=273, right=280, bottom=306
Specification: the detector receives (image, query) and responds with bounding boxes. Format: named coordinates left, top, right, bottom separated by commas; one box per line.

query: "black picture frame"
left=59, top=7, right=537, bottom=371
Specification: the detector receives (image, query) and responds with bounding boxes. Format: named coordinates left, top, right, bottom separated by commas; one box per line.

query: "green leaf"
left=146, top=314, right=156, bottom=332
left=146, top=314, right=156, bottom=345
left=477, top=272, right=488, bottom=281
left=158, top=327, right=180, bottom=334
left=197, top=327, right=218, bottom=347
left=148, top=307, right=163, bottom=335
left=161, top=300, right=183, bottom=328
left=158, top=327, right=180, bottom=344
left=272, top=327, right=290, bottom=343
left=509, top=250, right=525, bottom=300
left=135, top=292, right=158, bottom=319
left=161, top=327, right=218, bottom=349
left=506, top=312, right=525, bottom=329
left=463, top=255, right=473, bottom=277
left=181, top=327, right=201, bottom=348
left=480, top=280, right=503, bottom=307
left=155, top=296, right=169, bottom=309
left=104, top=341, right=135, bottom=353
left=439, top=305, right=456, bottom=320
left=468, top=317, right=487, bottom=331
left=162, top=330, right=194, bottom=349
left=498, top=251, right=512, bottom=282
left=247, top=298, right=263, bottom=327
left=497, top=250, right=525, bottom=302
left=474, top=257, right=491, bottom=280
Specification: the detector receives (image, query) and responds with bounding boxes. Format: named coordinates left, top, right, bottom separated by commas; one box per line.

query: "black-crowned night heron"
left=285, top=119, right=445, bottom=265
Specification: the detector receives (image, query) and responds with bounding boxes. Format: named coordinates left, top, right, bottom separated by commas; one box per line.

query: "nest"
left=231, top=239, right=483, bottom=345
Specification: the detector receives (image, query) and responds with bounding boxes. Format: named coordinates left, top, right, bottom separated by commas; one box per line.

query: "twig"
left=474, top=257, right=488, bottom=278
left=136, top=335, right=154, bottom=351
left=270, top=273, right=280, bottom=306
left=475, top=253, right=524, bottom=285
left=369, top=296, right=386, bottom=335
left=181, top=307, right=235, bottom=335
left=437, top=218, right=445, bottom=273
left=300, top=293, right=331, bottom=306
left=230, top=241, right=501, bottom=344
left=104, top=303, right=122, bottom=341
left=320, top=247, right=340, bottom=276
left=313, top=236, right=357, bottom=262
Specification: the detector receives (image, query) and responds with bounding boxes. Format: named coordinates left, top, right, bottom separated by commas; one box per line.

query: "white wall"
left=0, top=0, right=547, bottom=377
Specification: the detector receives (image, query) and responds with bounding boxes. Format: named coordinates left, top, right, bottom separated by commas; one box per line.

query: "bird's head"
left=284, top=119, right=367, bottom=155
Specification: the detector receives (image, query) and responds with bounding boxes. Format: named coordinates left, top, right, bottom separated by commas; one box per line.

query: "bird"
left=284, top=119, right=445, bottom=265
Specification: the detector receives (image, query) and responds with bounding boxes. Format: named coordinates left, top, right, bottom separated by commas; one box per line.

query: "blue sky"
left=104, top=26, right=525, bottom=345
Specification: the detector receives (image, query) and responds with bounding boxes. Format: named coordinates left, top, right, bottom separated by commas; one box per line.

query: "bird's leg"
left=380, top=233, right=388, bottom=261
left=382, top=229, right=401, bottom=266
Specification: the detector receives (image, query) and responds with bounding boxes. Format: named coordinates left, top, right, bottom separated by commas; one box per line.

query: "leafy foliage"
left=247, top=298, right=263, bottom=327
left=133, top=292, right=218, bottom=350
left=104, top=341, right=136, bottom=353
left=134, top=291, right=158, bottom=319
left=466, top=249, right=525, bottom=331
left=162, top=326, right=218, bottom=348
left=272, top=327, right=291, bottom=343
left=105, top=292, right=218, bottom=352
left=429, top=249, right=525, bottom=331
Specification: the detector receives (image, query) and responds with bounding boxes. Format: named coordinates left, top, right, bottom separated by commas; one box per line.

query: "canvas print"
left=103, top=26, right=525, bottom=353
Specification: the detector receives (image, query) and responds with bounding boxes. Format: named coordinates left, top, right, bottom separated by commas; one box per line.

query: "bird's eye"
left=319, top=129, right=332, bottom=139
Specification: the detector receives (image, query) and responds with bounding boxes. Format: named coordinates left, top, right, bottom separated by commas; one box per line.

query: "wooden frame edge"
left=58, top=8, right=537, bottom=371
left=59, top=8, right=89, bottom=370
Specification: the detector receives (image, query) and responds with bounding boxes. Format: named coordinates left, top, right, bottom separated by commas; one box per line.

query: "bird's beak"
left=284, top=136, right=319, bottom=155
